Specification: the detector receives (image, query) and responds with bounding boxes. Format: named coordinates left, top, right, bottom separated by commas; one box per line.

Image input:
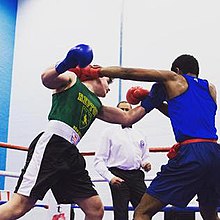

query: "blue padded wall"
left=0, top=0, right=18, bottom=189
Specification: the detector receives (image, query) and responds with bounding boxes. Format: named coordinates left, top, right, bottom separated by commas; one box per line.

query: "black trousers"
left=108, top=167, right=147, bottom=220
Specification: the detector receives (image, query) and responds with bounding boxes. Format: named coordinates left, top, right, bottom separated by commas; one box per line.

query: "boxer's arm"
left=73, top=65, right=176, bottom=83
left=209, top=82, right=217, bottom=104
left=75, top=65, right=187, bottom=98
left=41, top=66, right=76, bottom=90
left=100, top=66, right=176, bottom=82
left=97, top=105, right=146, bottom=126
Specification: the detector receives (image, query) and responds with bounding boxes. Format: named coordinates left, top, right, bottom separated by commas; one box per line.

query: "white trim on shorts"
left=17, top=132, right=53, bottom=197
left=17, top=120, right=80, bottom=197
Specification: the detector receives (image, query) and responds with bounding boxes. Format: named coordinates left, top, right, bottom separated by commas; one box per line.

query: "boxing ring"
left=0, top=142, right=212, bottom=220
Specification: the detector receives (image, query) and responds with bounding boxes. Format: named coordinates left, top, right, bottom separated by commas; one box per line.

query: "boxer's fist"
left=55, top=44, right=93, bottom=74
left=69, top=65, right=101, bottom=81
left=126, top=86, right=149, bottom=105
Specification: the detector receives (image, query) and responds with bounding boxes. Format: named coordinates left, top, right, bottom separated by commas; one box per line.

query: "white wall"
left=5, top=0, right=220, bottom=219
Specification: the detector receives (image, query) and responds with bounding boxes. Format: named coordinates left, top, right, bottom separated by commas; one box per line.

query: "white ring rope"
left=0, top=170, right=155, bottom=182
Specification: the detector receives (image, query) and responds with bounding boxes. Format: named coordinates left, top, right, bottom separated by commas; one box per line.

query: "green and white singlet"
left=48, top=78, right=102, bottom=139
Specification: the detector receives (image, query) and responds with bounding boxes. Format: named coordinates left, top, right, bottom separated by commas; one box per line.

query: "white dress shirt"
left=94, top=124, right=150, bottom=182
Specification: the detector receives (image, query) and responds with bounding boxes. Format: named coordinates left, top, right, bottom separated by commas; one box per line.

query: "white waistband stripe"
left=46, top=120, right=80, bottom=145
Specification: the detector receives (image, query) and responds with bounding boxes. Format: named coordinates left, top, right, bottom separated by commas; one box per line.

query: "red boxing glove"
left=126, top=86, right=149, bottom=105
left=69, top=65, right=101, bottom=81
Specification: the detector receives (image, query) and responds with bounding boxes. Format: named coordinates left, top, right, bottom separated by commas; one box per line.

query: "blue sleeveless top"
left=167, top=74, right=218, bottom=142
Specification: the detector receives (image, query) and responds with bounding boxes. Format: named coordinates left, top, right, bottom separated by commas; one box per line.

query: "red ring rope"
left=0, top=142, right=171, bottom=155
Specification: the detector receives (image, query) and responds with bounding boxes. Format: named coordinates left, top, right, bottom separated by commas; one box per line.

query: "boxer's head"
left=171, top=54, right=199, bottom=77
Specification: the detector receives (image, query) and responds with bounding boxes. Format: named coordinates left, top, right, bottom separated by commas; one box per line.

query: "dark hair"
left=171, top=54, right=199, bottom=77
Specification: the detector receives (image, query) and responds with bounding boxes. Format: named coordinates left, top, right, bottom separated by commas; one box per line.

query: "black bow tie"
left=121, top=125, right=132, bottom=129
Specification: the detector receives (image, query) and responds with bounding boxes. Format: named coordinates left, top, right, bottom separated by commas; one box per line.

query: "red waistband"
left=167, top=138, right=217, bottom=159
left=179, top=138, right=217, bottom=145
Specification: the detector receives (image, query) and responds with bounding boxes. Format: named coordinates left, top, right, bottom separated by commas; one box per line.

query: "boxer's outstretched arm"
left=97, top=105, right=146, bottom=126
left=76, top=65, right=177, bottom=82
left=100, top=66, right=176, bottom=82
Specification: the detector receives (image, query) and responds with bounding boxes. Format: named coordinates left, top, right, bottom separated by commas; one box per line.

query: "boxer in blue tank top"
left=88, top=55, right=220, bottom=220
